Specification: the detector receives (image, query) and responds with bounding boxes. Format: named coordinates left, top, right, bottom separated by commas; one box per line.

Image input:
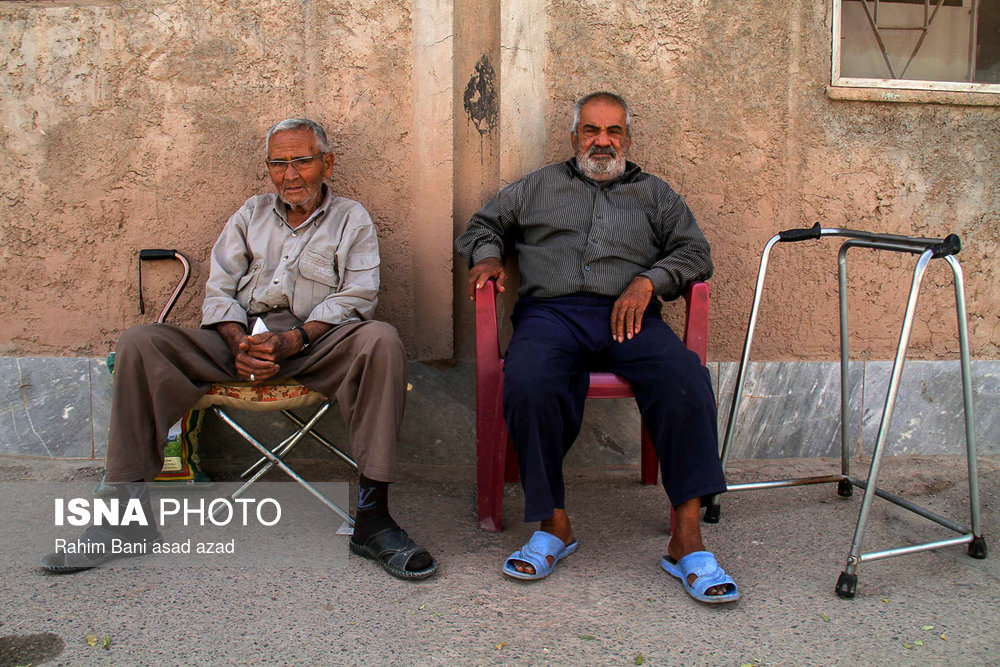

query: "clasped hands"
left=218, top=323, right=302, bottom=382
left=468, top=257, right=654, bottom=344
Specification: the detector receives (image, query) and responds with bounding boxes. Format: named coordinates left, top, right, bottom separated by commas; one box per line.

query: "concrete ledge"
left=826, top=85, right=1000, bottom=106
left=0, top=357, right=997, bottom=466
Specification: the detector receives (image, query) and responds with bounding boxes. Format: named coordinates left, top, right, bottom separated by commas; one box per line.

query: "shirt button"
left=273, top=279, right=279, bottom=284
left=584, top=265, right=591, bottom=271
left=596, top=214, right=603, bottom=219
left=590, top=239, right=597, bottom=244
left=282, top=255, right=288, bottom=260
left=292, top=232, right=297, bottom=237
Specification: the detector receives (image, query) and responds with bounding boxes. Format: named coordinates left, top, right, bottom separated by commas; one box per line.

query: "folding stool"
left=710, top=224, right=986, bottom=598
left=191, top=384, right=356, bottom=526
left=139, top=249, right=356, bottom=527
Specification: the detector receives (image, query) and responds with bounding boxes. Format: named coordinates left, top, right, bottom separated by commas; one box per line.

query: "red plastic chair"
left=475, top=279, right=710, bottom=532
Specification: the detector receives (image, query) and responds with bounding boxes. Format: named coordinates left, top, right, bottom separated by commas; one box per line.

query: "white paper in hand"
left=251, top=317, right=269, bottom=335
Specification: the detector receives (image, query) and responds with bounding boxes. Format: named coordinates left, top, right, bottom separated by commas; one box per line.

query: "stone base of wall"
left=0, top=358, right=111, bottom=459
left=1, top=358, right=997, bottom=466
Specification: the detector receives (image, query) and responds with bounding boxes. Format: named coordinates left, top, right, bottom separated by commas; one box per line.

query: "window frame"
left=831, top=0, right=1000, bottom=95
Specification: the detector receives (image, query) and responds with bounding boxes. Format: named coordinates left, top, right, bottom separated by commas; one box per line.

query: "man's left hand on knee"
left=611, top=276, right=654, bottom=343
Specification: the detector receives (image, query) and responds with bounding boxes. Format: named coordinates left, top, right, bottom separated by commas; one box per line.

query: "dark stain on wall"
left=463, top=55, right=498, bottom=136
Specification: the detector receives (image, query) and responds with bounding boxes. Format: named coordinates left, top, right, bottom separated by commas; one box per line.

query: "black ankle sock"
left=353, top=475, right=431, bottom=572
left=353, top=475, right=398, bottom=543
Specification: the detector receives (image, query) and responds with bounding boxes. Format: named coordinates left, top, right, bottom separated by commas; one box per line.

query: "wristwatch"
left=294, top=325, right=311, bottom=351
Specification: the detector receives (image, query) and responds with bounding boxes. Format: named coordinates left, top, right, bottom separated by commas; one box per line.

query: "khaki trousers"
left=104, top=319, right=407, bottom=484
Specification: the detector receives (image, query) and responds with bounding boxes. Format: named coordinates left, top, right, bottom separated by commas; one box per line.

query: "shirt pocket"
left=298, top=248, right=338, bottom=287
left=293, top=248, right=338, bottom=318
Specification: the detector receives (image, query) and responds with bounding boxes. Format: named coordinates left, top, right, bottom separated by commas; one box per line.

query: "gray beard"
left=576, top=146, right=626, bottom=182
left=278, top=184, right=324, bottom=212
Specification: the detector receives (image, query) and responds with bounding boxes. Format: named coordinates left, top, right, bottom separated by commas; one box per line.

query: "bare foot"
left=511, top=509, right=574, bottom=575
left=667, top=498, right=731, bottom=597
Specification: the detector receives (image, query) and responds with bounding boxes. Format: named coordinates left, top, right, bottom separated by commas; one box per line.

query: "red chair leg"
left=476, top=427, right=506, bottom=533
left=477, top=374, right=507, bottom=532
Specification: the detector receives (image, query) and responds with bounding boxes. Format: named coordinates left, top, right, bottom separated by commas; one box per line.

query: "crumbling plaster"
left=1, top=0, right=423, bottom=356
left=543, top=0, right=1000, bottom=361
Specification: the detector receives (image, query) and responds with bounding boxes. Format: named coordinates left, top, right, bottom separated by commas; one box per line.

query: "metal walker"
left=710, top=224, right=987, bottom=598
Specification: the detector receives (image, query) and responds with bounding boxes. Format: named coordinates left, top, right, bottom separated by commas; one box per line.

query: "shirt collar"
left=566, top=158, right=642, bottom=186
left=271, top=184, right=334, bottom=228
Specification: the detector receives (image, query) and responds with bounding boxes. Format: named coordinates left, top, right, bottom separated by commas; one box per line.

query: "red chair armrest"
left=475, top=278, right=502, bottom=373
left=682, top=281, right=710, bottom=365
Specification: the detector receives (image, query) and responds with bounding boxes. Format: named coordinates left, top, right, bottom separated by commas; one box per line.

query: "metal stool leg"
left=211, top=404, right=354, bottom=526
left=240, top=429, right=303, bottom=479
left=279, top=409, right=358, bottom=471
left=240, top=405, right=357, bottom=479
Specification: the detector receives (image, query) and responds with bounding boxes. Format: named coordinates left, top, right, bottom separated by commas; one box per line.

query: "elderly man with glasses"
left=43, top=118, right=437, bottom=580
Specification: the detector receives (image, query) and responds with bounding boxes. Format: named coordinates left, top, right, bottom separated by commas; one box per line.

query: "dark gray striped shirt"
left=456, top=159, right=713, bottom=300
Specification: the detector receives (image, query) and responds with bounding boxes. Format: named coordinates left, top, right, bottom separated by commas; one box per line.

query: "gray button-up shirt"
left=201, top=186, right=380, bottom=329
left=456, top=159, right=712, bottom=300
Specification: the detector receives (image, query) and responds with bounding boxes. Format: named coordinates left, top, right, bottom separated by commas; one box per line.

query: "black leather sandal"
left=349, top=526, right=438, bottom=580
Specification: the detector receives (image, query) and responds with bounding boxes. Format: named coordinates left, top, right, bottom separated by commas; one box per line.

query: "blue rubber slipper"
left=503, top=530, right=579, bottom=580
left=661, top=550, right=740, bottom=604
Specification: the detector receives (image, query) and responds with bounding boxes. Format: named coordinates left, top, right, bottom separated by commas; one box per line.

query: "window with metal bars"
left=833, top=0, right=1000, bottom=92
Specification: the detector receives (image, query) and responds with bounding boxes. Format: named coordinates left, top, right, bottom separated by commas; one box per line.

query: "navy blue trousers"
left=503, top=293, right=726, bottom=522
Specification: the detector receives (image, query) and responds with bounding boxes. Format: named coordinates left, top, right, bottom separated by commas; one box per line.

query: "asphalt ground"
left=0, top=455, right=998, bottom=666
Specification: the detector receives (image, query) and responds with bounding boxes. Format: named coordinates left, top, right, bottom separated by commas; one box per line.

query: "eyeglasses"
left=265, top=154, right=324, bottom=173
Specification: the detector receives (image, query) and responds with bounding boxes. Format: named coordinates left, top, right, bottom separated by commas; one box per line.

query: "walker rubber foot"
left=969, top=536, right=988, bottom=559
left=837, top=479, right=853, bottom=497
left=703, top=504, right=721, bottom=524
left=835, top=571, right=857, bottom=599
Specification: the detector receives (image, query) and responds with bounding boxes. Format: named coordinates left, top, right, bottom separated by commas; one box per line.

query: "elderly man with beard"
left=456, top=92, right=737, bottom=603
left=43, top=118, right=437, bottom=580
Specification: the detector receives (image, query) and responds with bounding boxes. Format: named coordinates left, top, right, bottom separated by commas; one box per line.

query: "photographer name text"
left=53, top=538, right=235, bottom=555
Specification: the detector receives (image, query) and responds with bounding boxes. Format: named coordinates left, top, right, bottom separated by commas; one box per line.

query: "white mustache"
left=588, top=146, right=617, bottom=158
